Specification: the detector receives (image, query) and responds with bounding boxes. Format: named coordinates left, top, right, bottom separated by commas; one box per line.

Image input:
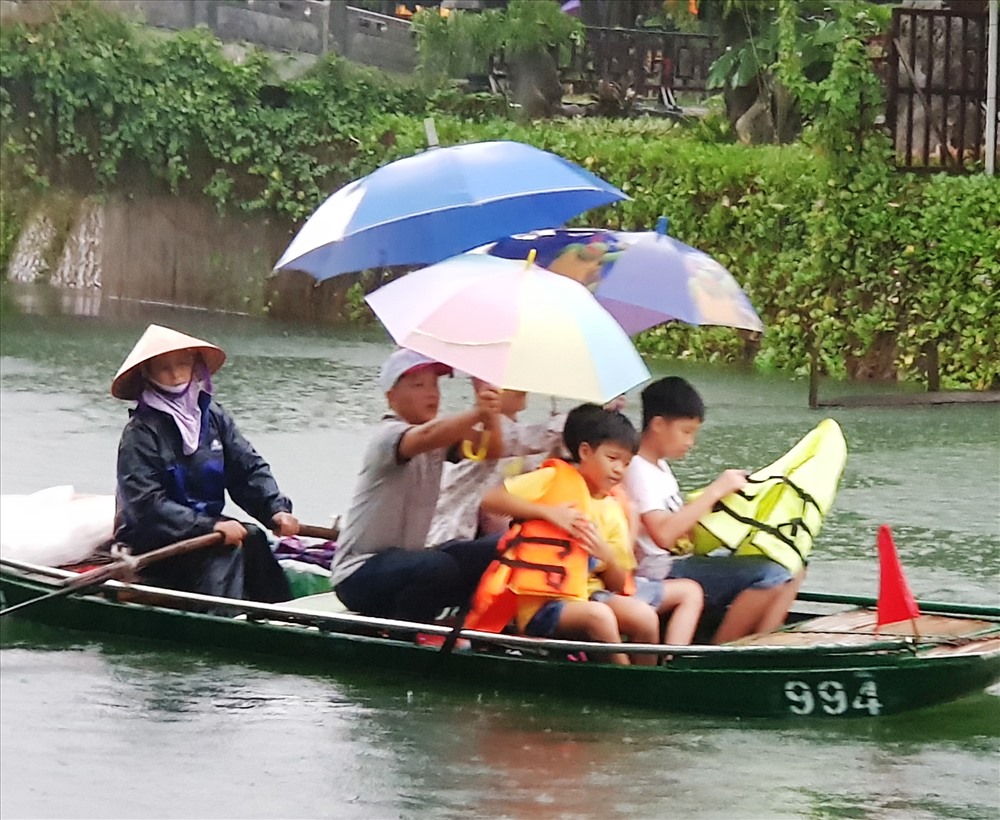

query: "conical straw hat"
left=111, top=324, right=226, bottom=400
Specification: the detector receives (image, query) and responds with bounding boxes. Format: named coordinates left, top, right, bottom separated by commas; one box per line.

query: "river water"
left=1, top=298, right=998, bottom=819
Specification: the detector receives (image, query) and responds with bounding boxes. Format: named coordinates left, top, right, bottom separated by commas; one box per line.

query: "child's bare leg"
left=755, top=570, right=805, bottom=633
left=712, top=576, right=800, bottom=644
left=712, top=587, right=774, bottom=643
left=557, top=601, right=629, bottom=664
left=657, top=579, right=703, bottom=646
left=604, top=595, right=659, bottom=665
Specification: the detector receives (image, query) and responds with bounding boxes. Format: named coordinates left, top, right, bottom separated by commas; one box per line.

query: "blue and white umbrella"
left=273, top=140, right=627, bottom=281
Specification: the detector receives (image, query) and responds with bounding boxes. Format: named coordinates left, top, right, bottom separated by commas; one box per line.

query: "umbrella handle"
left=461, top=430, right=490, bottom=462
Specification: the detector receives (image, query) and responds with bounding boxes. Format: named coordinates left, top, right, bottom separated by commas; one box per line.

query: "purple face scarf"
left=139, top=360, right=214, bottom=455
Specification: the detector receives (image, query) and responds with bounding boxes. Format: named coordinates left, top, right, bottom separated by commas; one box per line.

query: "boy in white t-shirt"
left=623, top=377, right=802, bottom=643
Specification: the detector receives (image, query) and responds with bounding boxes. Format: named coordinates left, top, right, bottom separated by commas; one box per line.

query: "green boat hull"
left=2, top=568, right=998, bottom=719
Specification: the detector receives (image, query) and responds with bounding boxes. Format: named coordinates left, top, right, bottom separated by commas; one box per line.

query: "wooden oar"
left=0, top=532, right=225, bottom=618
left=0, top=522, right=340, bottom=618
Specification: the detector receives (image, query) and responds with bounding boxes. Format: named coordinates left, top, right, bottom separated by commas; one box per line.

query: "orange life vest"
left=465, top=459, right=593, bottom=633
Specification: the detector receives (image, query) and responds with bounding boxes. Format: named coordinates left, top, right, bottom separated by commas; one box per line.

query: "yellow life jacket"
left=688, top=418, right=847, bottom=574
left=466, top=459, right=593, bottom=633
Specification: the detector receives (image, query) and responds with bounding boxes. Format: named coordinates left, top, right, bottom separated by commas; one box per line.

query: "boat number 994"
left=784, top=679, right=883, bottom=716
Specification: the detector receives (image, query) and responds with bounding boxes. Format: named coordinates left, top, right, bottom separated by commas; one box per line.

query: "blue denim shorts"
left=591, top=577, right=665, bottom=609
left=665, top=555, right=792, bottom=613
left=524, top=600, right=564, bottom=638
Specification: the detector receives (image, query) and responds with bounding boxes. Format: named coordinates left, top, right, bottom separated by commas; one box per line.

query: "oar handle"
left=68, top=524, right=338, bottom=588
left=296, top=524, right=339, bottom=541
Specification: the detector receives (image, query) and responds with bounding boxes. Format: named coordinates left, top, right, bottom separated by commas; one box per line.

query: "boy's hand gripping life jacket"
left=465, top=459, right=593, bottom=634
left=689, top=418, right=847, bottom=574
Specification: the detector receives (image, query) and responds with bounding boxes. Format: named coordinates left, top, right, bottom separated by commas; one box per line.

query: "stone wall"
left=0, top=1, right=412, bottom=321
left=100, top=195, right=288, bottom=312
left=5, top=191, right=353, bottom=322
left=101, top=0, right=331, bottom=55
left=99, top=0, right=416, bottom=74
left=0, top=0, right=417, bottom=74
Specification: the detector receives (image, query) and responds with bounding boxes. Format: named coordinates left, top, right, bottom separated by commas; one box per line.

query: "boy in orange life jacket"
left=567, top=404, right=704, bottom=660
left=478, top=405, right=659, bottom=665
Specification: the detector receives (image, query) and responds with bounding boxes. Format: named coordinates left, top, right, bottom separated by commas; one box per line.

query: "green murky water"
left=2, top=298, right=998, bottom=819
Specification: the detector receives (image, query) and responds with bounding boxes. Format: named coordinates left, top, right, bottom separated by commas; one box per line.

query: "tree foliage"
left=412, top=0, right=583, bottom=82
left=705, top=1, right=891, bottom=144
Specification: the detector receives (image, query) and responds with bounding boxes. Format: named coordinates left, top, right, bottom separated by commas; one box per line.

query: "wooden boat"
left=2, top=556, right=998, bottom=719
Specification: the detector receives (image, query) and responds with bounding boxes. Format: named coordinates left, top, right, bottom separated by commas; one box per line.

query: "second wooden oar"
left=296, top=523, right=339, bottom=541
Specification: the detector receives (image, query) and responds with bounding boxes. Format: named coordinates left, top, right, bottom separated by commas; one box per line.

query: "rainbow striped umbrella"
left=365, top=253, right=650, bottom=403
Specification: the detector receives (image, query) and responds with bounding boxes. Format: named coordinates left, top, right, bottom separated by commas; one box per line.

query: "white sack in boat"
left=0, top=485, right=115, bottom=566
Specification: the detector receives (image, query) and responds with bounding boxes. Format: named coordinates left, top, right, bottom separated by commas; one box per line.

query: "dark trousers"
left=335, top=535, right=500, bottom=623
left=143, top=523, right=291, bottom=603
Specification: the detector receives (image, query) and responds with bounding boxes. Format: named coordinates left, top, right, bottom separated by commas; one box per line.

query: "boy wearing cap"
left=113, top=324, right=297, bottom=603
left=329, top=348, right=503, bottom=623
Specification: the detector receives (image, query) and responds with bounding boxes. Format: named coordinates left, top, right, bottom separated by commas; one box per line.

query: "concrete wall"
left=100, top=194, right=289, bottom=312
left=102, top=0, right=331, bottom=55
left=6, top=191, right=354, bottom=322
left=340, top=5, right=416, bottom=74
left=1, top=1, right=420, bottom=77
left=96, top=0, right=416, bottom=73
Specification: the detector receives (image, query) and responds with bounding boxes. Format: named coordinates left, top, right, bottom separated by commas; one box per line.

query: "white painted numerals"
left=784, top=681, right=815, bottom=715
left=850, top=680, right=883, bottom=715
left=784, top=678, right=883, bottom=716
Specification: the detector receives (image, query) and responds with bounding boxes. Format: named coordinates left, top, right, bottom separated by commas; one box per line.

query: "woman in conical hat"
left=112, top=324, right=298, bottom=603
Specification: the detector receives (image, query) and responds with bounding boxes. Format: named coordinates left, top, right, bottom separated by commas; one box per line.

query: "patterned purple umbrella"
left=486, top=218, right=764, bottom=335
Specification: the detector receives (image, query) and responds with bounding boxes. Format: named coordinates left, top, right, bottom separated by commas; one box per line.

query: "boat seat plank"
left=922, top=637, right=1000, bottom=657
left=731, top=610, right=998, bottom=649
left=786, top=610, right=996, bottom=638
left=729, top=631, right=899, bottom=648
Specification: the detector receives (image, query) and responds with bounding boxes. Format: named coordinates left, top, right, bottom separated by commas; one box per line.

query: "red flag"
left=876, top=525, right=920, bottom=628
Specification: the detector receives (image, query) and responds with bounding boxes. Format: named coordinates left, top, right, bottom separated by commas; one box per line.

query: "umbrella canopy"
left=274, top=141, right=627, bottom=281
left=486, top=224, right=764, bottom=335
left=364, top=253, right=650, bottom=404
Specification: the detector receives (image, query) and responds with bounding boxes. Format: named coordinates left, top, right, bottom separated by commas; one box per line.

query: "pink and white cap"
left=378, top=348, right=453, bottom=393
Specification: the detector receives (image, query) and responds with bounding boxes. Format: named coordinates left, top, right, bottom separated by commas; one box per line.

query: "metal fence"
left=575, top=27, right=719, bottom=98
left=887, top=6, right=995, bottom=171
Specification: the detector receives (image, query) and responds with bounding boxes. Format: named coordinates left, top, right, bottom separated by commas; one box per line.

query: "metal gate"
left=887, top=6, right=995, bottom=171
left=579, top=27, right=718, bottom=99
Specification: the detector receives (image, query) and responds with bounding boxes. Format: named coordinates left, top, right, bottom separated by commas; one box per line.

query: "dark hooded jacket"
left=114, top=393, right=292, bottom=554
